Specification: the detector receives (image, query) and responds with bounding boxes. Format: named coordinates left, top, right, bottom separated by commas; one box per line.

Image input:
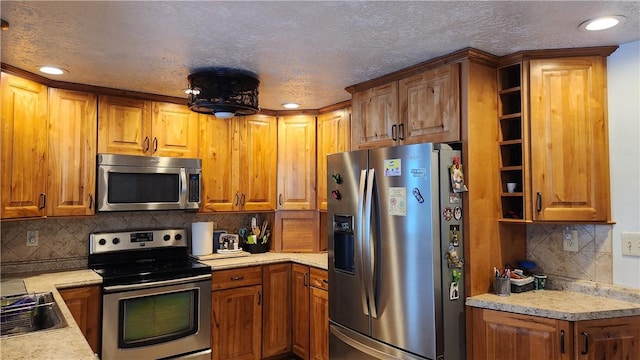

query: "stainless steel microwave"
left=97, top=154, right=201, bottom=212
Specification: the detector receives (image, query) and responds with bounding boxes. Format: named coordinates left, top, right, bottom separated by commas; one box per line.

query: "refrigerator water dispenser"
left=333, top=215, right=355, bottom=274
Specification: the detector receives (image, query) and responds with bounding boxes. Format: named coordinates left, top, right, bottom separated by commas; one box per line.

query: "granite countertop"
left=466, top=289, right=640, bottom=321
left=0, top=270, right=102, bottom=360
left=0, top=252, right=327, bottom=360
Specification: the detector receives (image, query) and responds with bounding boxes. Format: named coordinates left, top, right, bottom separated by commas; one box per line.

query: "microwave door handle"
left=364, top=168, right=378, bottom=318
left=180, top=168, right=188, bottom=206
left=357, top=169, right=369, bottom=316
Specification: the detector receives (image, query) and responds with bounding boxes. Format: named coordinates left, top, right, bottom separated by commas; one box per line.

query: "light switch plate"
left=621, top=232, right=640, bottom=257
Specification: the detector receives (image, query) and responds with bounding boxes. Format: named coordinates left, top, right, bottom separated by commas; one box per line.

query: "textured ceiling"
left=1, top=1, right=639, bottom=110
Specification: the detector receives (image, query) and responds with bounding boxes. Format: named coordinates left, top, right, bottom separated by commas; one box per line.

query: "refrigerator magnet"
left=388, top=187, right=407, bottom=216
left=450, top=158, right=468, bottom=193
left=384, top=159, right=401, bottom=176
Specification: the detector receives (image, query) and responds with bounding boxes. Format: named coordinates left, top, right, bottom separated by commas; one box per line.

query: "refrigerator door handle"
left=357, top=169, right=370, bottom=316
left=364, top=168, right=378, bottom=318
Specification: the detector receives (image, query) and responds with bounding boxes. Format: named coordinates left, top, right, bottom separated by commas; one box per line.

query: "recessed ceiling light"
left=39, top=66, right=66, bottom=75
left=282, top=103, right=300, bottom=109
left=579, top=15, right=626, bottom=31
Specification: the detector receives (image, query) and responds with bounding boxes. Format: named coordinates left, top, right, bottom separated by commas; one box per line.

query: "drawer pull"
left=231, top=276, right=245, bottom=281
left=560, top=330, right=565, bottom=353
left=322, top=279, right=329, bottom=284
left=581, top=332, right=589, bottom=355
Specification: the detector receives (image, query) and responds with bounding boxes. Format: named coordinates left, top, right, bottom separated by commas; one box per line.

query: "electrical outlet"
left=563, top=226, right=578, bottom=252
left=621, top=232, right=640, bottom=257
left=26, top=230, right=39, bottom=247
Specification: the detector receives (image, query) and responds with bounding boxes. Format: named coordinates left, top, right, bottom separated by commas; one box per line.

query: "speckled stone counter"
left=1, top=270, right=102, bottom=360
left=466, top=289, right=640, bottom=321
left=0, top=253, right=327, bottom=359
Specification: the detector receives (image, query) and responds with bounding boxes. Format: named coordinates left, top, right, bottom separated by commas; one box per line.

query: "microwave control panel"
left=188, top=174, right=200, bottom=202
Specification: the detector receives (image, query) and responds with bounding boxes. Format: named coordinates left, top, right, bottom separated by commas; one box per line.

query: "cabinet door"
left=273, top=210, right=320, bottom=252
left=351, top=82, right=398, bottom=149
left=262, top=263, right=292, bottom=358
left=151, top=102, right=199, bottom=158
left=97, top=95, right=151, bottom=156
left=199, top=114, right=238, bottom=211
left=310, top=286, right=329, bottom=360
left=471, top=308, right=572, bottom=360
left=317, top=108, right=351, bottom=210
left=529, top=57, right=610, bottom=221
left=59, top=285, right=101, bottom=354
left=277, top=115, right=317, bottom=210
left=292, top=264, right=310, bottom=359
left=1, top=72, right=48, bottom=219
left=212, top=285, right=262, bottom=360
left=575, top=316, right=640, bottom=360
left=238, top=115, right=277, bottom=211
left=399, top=63, right=460, bottom=144
left=47, top=89, right=97, bottom=216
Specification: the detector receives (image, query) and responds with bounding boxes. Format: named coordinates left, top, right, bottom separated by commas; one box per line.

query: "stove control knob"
left=98, top=238, right=107, bottom=246
left=163, top=234, right=171, bottom=241
left=175, top=234, right=183, bottom=241
left=112, top=237, right=120, bottom=245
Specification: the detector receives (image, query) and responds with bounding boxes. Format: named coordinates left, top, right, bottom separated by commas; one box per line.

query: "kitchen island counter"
left=0, top=270, right=102, bottom=360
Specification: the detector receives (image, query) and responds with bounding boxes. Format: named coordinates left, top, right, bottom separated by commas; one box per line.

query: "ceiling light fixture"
left=282, top=103, right=300, bottom=109
left=39, top=66, right=66, bottom=75
left=186, top=68, right=259, bottom=119
left=579, top=15, right=626, bottom=31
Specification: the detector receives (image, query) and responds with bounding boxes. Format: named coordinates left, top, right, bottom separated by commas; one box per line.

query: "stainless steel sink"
left=1, top=292, right=68, bottom=337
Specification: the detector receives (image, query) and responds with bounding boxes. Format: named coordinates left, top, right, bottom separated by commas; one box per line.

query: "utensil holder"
left=244, top=243, right=268, bottom=254
left=494, top=277, right=511, bottom=296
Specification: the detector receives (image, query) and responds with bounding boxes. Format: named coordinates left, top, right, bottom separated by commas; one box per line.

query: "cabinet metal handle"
left=258, top=291, right=262, bottom=305
left=241, top=193, right=246, bottom=206
left=279, top=194, right=283, bottom=206
left=231, top=276, right=244, bottom=281
left=152, top=137, right=158, bottom=153
left=581, top=332, right=589, bottom=355
left=560, top=330, right=565, bottom=353
left=88, top=193, right=93, bottom=210
left=391, top=124, right=397, bottom=141
left=398, top=123, right=404, bottom=140
left=143, top=136, right=150, bottom=153
left=322, top=279, right=329, bottom=284
left=235, top=193, right=240, bottom=206
left=303, top=273, right=308, bottom=287
left=39, top=193, right=46, bottom=209
left=536, top=192, right=542, bottom=212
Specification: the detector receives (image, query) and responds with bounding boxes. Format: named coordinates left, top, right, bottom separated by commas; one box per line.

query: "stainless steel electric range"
left=88, top=228, right=212, bottom=360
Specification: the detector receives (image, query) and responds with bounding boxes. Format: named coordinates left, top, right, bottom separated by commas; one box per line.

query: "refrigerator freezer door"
left=367, top=143, right=442, bottom=359
left=328, top=149, right=370, bottom=336
left=330, top=322, right=426, bottom=360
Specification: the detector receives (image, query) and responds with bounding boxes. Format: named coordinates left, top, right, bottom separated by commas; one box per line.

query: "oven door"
left=101, top=274, right=211, bottom=360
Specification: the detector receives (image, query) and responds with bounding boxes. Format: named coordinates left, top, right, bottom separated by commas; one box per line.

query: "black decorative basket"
left=244, top=243, right=269, bottom=254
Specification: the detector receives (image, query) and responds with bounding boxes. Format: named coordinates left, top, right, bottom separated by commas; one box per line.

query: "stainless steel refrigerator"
left=328, top=143, right=466, bottom=360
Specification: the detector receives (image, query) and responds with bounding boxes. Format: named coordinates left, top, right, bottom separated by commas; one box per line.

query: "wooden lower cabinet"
left=292, top=264, right=311, bottom=359
left=212, top=267, right=262, bottom=360
left=471, top=307, right=640, bottom=360
left=58, top=285, right=101, bottom=354
left=309, top=274, right=329, bottom=360
left=262, top=263, right=292, bottom=358
left=575, top=316, right=640, bottom=360
left=292, top=264, right=329, bottom=360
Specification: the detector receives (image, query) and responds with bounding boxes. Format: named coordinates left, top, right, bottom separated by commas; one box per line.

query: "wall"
left=525, top=41, right=640, bottom=290
left=608, top=40, right=640, bottom=289
left=0, top=211, right=269, bottom=274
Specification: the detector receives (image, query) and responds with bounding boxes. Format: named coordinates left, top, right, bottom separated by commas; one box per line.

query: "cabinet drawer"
left=309, top=267, right=328, bottom=290
left=212, top=266, right=262, bottom=290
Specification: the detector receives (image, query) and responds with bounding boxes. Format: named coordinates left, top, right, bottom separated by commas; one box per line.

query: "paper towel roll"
left=191, top=221, right=214, bottom=256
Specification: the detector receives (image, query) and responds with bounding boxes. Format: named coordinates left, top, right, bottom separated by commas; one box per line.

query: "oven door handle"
left=103, top=274, right=212, bottom=293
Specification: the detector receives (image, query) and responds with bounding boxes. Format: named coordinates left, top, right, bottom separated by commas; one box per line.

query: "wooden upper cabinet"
left=351, top=63, right=461, bottom=149
left=98, top=95, right=198, bottom=157
left=199, top=114, right=276, bottom=212
left=529, top=56, right=610, bottom=221
left=277, top=115, right=316, bottom=210
left=317, top=108, right=351, bottom=210
left=47, top=88, right=97, bottom=216
left=1, top=72, right=48, bottom=219
left=98, top=95, right=151, bottom=156
left=351, top=82, right=397, bottom=149
left=399, top=63, right=460, bottom=144
left=151, top=102, right=199, bottom=157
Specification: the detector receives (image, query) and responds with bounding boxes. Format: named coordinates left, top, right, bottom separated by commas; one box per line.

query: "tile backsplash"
left=1, top=211, right=267, bottom=274
left=526, top=224, right=613, bottom=284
